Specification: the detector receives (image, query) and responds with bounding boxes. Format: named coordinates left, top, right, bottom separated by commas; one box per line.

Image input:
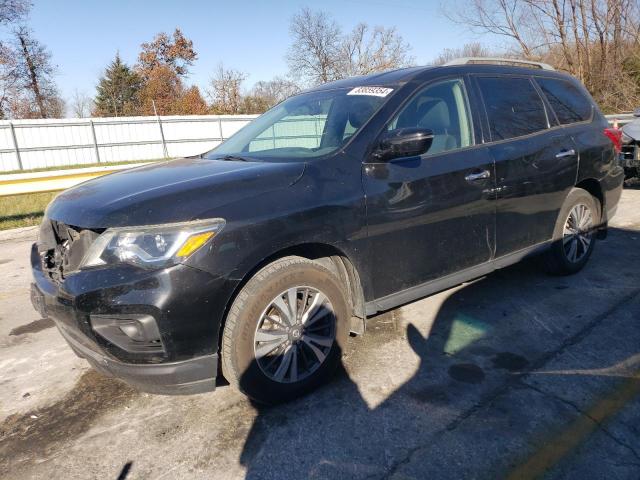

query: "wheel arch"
left=575, top=178, right=603, bottom=215
left=217, top=243, right=367, bottom=355
left=575, top=177, right=606, bottom=237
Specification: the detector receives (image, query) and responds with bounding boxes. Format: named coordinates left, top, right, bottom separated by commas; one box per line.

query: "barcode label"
left=347, top=86, right=394, bottom=97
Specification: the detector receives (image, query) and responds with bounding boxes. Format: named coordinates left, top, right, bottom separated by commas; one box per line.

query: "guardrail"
left=0, top=163, right=150, bottom=197
left=605, top=113, right=635, bottom=127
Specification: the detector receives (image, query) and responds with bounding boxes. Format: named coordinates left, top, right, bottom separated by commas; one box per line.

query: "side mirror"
left=634, top=107, right=640, bottom=117
left=372, top=128, right=434, bottom=162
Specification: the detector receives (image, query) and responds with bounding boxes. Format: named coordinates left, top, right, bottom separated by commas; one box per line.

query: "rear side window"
left=477, top=77, right=548, bottom=141
left=536, top=77, right=593, bottom=124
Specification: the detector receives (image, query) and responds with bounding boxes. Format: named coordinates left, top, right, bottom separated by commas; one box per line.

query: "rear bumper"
left=602, top=168, right=625, bottom=223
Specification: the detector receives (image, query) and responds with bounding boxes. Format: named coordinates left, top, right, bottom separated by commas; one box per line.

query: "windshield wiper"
left=217, top=155, right=251, bottom=162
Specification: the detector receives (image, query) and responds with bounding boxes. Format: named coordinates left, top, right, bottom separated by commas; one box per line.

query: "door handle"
left=465, top=170, right=491, bottom=182
left=555, top=149, right=576, bottom=159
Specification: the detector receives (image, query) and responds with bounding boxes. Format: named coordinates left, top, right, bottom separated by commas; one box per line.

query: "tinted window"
left=477, top=77, right=548, bottom=140
left=387, top=79, right=473, bottom=156
left=536, top=77, right=592, bottom=124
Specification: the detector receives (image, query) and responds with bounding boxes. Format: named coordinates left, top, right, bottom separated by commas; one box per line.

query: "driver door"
left=362, top=78, right=496, bottom=300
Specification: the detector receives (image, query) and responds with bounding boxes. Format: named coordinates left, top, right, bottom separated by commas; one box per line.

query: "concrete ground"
left=1, top=189, right=640, bottom=480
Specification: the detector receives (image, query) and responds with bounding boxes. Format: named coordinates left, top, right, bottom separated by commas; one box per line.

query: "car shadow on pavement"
left=235, top=227, right=640, bottom=479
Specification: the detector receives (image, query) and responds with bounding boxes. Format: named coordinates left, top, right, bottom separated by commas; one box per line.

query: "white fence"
left=0, top=115, right=258, bottom=172
left=0, top=112, right=635, bottom=172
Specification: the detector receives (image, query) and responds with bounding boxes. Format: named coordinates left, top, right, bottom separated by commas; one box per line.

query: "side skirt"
left=364, top=241, right=551, bottom=316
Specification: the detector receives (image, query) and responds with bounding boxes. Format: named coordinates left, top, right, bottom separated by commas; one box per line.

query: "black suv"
left=31, top=59, right=624, bottom=404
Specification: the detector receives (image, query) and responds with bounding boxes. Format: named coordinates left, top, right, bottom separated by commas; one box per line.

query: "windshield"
left=205, top=87, right=391, bottom=161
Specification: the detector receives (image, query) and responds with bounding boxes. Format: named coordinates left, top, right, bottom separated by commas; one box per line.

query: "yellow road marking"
left=0, top=171, right=107, bottom=186
left=507, top=372, right=640, bottom=479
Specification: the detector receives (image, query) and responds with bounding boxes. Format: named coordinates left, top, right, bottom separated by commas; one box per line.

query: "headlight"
left=79, top=219, right=225, bottom=269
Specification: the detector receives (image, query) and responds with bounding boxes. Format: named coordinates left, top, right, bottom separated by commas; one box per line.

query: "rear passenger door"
left=534, top=76, right=611, bottom=200
left=474, top=75, right=578, bottom=257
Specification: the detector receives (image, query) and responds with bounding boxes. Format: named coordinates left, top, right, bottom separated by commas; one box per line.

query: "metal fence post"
left=9, top=121, right=23, bottom=170
left=89, top=120, right=101, bottom=163
left=218, top=117, right=224, bottom=143
left=157, top=116, right=169, bottom=158
left=152, top=100, right=169, bottom=158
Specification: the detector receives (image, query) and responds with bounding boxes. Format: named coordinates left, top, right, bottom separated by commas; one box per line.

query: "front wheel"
left=221, top=256, right=349, bottom=404
left=543, top=188, right=600, bottom=275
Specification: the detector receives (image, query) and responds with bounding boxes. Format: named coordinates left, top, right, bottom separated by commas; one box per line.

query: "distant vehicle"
left=30, top=58, right=624, bottom=404
left=621, top=108, right=640, bottom=179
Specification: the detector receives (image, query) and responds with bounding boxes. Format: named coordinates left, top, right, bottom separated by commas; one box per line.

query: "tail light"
left=604, top=127, right=622, bottom=153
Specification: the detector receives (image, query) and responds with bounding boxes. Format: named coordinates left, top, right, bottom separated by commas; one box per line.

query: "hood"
left=622, top=118, right=640, bottom=141
left=46, top=157, right=305, bottom=228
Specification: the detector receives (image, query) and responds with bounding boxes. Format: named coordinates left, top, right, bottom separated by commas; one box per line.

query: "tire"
left=221, top=256, right=349, bottom=404
left=543, top=187, right=600, bottom=275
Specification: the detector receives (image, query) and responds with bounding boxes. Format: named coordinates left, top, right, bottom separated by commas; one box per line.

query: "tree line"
left=446, top=0, right=640, bottom=112
left=0, top=1, right=638, bottom=119
left=91, top=7, right=415, bottom=117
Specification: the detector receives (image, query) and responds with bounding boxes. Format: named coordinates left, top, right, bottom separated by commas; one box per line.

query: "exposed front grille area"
left=38, top=220, right=101, bottom=283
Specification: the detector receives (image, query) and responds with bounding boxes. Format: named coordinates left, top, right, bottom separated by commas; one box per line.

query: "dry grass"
left=0, top=191, right=59, bottom=230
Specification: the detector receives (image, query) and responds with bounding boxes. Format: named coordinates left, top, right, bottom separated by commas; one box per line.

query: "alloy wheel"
left=562, top=203, right=593, bottom=263
left=253, top=287, right=336, bottom=383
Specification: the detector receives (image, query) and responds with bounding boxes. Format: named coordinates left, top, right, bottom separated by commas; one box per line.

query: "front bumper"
left=54, top=307, right=218, bottom=395
left=30, top=243, right=227, bottom=395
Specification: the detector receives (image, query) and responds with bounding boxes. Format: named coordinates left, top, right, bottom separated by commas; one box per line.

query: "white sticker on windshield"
left=347, top=86, right=394, bottom=97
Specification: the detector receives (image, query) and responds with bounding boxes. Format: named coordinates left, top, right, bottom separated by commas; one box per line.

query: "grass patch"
left=0, top=191, right=59, bottom=230
left=1, top=158, right=165, bottom=175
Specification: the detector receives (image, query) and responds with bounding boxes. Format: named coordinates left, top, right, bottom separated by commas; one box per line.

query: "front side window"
left=536, top=77, right=593, bottom=125
left=206, top=88, right=389, bottom=161
left=477, top=77, right=548, bottom=141
left=387, top=79, right=473, bottom=156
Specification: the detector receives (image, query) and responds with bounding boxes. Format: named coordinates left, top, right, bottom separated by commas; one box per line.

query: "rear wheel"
left=543, top=188, right=599, bottom=275
left=221, top=256, right=349, bottom=404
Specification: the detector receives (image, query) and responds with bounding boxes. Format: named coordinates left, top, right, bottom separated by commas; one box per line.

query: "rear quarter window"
left=535, top=77, right=593, bottom=124
left=477, top=77, right=548, bottom=141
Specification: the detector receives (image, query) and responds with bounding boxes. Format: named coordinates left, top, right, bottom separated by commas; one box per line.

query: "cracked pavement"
left=1, top=188, right=640, bottom=479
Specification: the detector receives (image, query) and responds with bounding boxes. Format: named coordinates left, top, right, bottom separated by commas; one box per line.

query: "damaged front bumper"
left=30, top=243, right=222, bottom=395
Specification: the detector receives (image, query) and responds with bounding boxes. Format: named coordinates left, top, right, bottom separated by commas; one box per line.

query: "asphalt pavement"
left=1, top=189, right=639, bottom=479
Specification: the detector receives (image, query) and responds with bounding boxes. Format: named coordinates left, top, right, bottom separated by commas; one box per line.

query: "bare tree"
left=0, top=42, right=19, bottom=117
left=237, top=77, right=302, bottom=114
left=287, top=8, right=343, bottom=85
left=12, top=26, right=62, bottom=118
left=446, top=0, right=536, bottom=56
left=208, top=63, right=246, bottom=114
left=0, top=0, right=29, bottom=25
left=287, top=9, right=413, bottom=86
left=251, top=77, right=300, bottom=106
left=0, top=0, right=28, bottom=118
left=431, top=42, right=494, bottom=65
left=340, top=23, right=413, bottom=76
left=70, top=89, right=92, bottom=118
left=447, top=0, right=640, bottom=112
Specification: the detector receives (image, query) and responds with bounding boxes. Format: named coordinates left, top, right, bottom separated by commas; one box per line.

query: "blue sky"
left=24, top=0, right=501, bottom=102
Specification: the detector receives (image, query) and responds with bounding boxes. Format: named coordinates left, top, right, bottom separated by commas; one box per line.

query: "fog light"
left=91, top=314, right=164, bottom=354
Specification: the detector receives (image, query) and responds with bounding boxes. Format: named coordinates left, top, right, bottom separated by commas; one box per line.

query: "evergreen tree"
left=94, top=54, right=142, bottom=116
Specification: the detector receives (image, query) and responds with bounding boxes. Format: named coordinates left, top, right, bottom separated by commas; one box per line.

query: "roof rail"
left=444, top=57, right=555, bottom=71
